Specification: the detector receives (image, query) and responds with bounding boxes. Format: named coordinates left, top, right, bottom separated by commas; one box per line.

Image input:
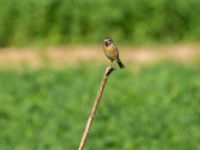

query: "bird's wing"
left=114, top=44, right=119, bottom=56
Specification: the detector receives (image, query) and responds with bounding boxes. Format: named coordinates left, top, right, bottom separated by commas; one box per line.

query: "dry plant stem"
left=78, top=67, right=114, bottom=150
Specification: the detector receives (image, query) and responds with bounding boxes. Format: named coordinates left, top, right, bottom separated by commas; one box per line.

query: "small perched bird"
left=103, top=37, right=125, bottom=69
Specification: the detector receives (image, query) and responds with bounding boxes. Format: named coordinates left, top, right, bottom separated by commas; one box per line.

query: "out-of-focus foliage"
left=0, top=0, right=200, bottom=46
left=0, top=62, right=200, bottom=149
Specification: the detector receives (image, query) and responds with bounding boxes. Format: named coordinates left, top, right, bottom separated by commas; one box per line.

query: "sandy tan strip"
left=0, top=44, right=199, bottom=67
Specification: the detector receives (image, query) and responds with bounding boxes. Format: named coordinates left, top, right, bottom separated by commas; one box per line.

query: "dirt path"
left=0, top=44, right=199, bottom=68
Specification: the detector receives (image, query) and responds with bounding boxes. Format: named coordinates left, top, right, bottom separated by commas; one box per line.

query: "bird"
left=103, top=37, right=125, bottom=69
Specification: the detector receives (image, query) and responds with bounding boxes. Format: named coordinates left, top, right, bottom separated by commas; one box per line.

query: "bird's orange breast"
left=103, top=44, right=118, bottom=61
left=106, top=45, right=115, bottom=53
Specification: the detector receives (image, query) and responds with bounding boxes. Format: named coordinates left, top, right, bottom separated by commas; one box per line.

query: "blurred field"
left=0, top=62, right=200, bottom=150
left=1, top=0, right=200, bottom=46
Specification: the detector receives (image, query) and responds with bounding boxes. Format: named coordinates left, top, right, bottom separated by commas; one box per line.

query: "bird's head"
left=104, top=38, right=113, bottom=46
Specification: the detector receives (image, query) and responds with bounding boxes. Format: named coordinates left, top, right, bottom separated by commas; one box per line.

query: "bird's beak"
left=104, top=39, right=108, bottom=43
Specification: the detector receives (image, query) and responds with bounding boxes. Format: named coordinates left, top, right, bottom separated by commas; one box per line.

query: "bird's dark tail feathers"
left=117, top=59, right=125, bottom=69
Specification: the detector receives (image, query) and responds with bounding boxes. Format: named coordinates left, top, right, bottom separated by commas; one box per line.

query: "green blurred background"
left=0, top=0, right=200, bottom=150
left=0, top=0, right=200, bottom=46
left=1, top=63, right=200, bottom=150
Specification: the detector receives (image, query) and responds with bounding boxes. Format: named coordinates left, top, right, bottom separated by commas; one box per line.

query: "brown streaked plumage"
left=103, top=38, right=125, bottom=69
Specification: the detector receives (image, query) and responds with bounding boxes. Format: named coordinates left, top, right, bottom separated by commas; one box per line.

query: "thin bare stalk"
left=78, top=67, right=114, bottom=150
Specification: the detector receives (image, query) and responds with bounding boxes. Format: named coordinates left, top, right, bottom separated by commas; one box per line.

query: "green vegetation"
left=0, top=62, right=200, bottom=149
left=0, top=0, right=200, bottom=46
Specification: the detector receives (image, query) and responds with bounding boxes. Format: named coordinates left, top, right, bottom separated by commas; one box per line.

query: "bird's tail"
left=117, top=59, right=125, bottom=69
